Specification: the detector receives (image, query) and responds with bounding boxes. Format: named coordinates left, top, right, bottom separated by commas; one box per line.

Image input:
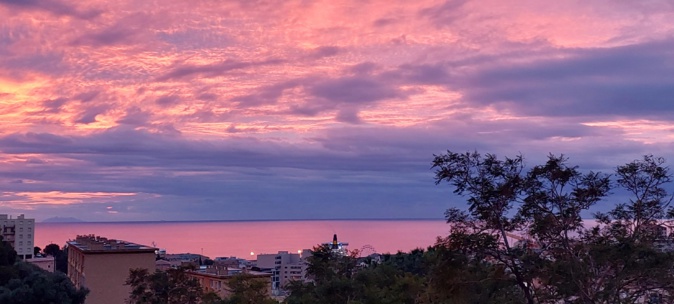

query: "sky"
left=1, top=0, right=674, bottom=222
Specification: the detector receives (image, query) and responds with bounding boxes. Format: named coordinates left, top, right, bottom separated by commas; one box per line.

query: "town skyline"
left=1, top=0, right=674, bottom=221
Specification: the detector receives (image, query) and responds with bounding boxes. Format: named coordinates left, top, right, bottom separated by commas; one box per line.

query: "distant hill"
left=42, top=217, right=85, bottom=223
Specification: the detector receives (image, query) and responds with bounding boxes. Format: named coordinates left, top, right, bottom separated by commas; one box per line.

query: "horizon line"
left=39, top=217, right=447, bottom=224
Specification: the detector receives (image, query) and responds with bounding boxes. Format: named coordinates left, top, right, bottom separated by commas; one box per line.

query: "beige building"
left=27, top=256, right=55, bottom=272
left=187, top=266, right=272, bottom=299
left=0, top=214, right=36, bottom=259
left=67, top=235, right=156, bottom=304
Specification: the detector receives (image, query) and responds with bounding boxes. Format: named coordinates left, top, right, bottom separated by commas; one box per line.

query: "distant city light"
left=250, top=251, right=254, bottom=256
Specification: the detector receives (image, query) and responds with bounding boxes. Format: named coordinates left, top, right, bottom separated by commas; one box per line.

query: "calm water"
left=35, top=220, right=448, bottom=259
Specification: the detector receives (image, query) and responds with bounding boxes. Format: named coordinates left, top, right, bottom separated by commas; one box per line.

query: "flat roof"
left=187, top=270, right=272, bottom=279
left=67, top=235, right=156, bottom=254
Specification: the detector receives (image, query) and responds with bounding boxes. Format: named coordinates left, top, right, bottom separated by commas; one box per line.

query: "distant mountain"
left=42, top=217, right=85, bottom=223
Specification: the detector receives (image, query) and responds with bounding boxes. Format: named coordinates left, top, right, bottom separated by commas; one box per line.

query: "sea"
left=35, top=219, right=449, bottom=259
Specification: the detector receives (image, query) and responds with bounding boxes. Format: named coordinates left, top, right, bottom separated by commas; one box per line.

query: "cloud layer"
left=1, top=0, right=674, bottom=221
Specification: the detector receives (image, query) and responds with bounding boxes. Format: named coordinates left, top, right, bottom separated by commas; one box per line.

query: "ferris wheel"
left=359, top=244, right=377, bottom=257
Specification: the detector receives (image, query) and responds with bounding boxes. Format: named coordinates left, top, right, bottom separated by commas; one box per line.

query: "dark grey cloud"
left=335, top=108, right=362, bottom=124
left=41, top=97, right=68, bottom=113
left=309, top=76, right=405, bottom=104
left=0, top=0, right=101, bottom=19
left=418, top=0, right=469, bottom=27
left=373, top=17, right=398, bottom=27
left=197, top=93, right=218, bottom=101
left=0, top=112, right=666, bottom=222
left=382, top=63, right=453, bottom=85
left=1, top=52, right=65, bottom=76
left=70, top=13, right=151, bottom=47
left=348, top=62, right=379, bottom=75
left=155, top=95, right=181, bottom=106
left=74, top=105, right=108, bottom=124
left=456, top=39, right=674, bottom=117
left=157, top=58, right=285, bottom=81
left=157, top=29, right=232, bottom=51
left=74, top=90, right=101, bottom=103
left=306, top=46, right=341, bottom=59
left=232, top=80, right=302, bottom=107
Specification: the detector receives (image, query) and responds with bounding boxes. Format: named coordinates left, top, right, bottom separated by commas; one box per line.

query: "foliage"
left=432, top=150, right=674, bottom=304
left=42, top=244, right=61, bottom=257
left=0, top=262, right=88, bottom=304
left=285, top=243, right=525, bottom=304
left=41, top=243, right=68, bottom=274
left=0, top=236, right=17, bottom=267
left=126, top=267, right=203, bottom=304
left=220, top=273, right=277, bottom=304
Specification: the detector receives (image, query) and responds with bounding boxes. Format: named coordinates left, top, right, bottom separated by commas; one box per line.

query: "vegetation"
left=41, top=243, right=68, bottom=274
left=126, top=267, right=203, bottom=304
left=283, top=152, right=674, bottom=304
left=126, top=268, right=277, bottom=304
left=0, top=237, right=88, bottom=304
left=218, top=273, right=278, bottom=304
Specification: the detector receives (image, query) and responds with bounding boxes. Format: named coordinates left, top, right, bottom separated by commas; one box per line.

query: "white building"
left=256, top=250, right=311, bottom=294
left=0, top=214, right=36, bottom=259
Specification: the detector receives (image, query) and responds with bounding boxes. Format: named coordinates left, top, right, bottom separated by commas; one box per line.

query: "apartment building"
left=67, top=235, right=156, bottom=304
left=256, top=250, right=310, bottom=294
left=187, top=266, right=272, bottom=299
left=0, top=214, right=35, bottom=259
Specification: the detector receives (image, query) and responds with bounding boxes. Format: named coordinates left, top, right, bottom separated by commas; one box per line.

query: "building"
left=67, top=235, right=156, bottom=304
left=214, top=256, right=253, bottom=269
left=155, top=259, right=173, bottom=271
left=256, top=250, right=311, bottom=294
left=187, top=266, right=272, bottom=299
left=0, top=214, right=36, bottom=259
left=26, top=256, right=55, bottom=272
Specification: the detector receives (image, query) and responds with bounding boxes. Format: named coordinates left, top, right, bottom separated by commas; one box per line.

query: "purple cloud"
left=0, top=0, right=101, bottom=19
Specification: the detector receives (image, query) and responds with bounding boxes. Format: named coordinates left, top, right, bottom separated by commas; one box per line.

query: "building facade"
left=26, top=256, right=55, bottom=272
left=0, top=214, right=35, bottom=259
left=256, top=250, right=310, bottom=294
left=67, top=235, right=156, bottom=304
left=187, top=267, right=272, bottom=299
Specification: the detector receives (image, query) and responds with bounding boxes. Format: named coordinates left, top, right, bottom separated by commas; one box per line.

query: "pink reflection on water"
left=35, top=220, right=448, bottom=258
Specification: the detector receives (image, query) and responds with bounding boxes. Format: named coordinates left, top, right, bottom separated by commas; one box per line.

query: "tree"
left=221, top=273, right=277, bottom=304
left=586, top=155, right=674, bottom=303
left=0, top=262, right=88, bottom=304
left=33, top=247, right=41, bottom=257
left=42, top=244, right=61, bottom=257
left=0, top=236, right=17, bottom=267
left=0, top=236, right=18, bottom=286
left=432, top=151, right=534, bottom=303
left=126, top=267, right=203, bottom=304
left=432, top=151, right=674, bottom=304
left=515, top=154, right=611, bottom=303
left=285, top=243, right=520, bottom=304
left=41, top=243, right=68, bottom=273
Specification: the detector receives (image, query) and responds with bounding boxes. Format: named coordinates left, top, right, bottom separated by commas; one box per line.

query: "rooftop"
left=67, top=235, right=156, bottom=254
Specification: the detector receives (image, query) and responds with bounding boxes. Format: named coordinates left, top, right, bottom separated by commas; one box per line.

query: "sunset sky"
left=1, top=0, right=674, bottom=221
